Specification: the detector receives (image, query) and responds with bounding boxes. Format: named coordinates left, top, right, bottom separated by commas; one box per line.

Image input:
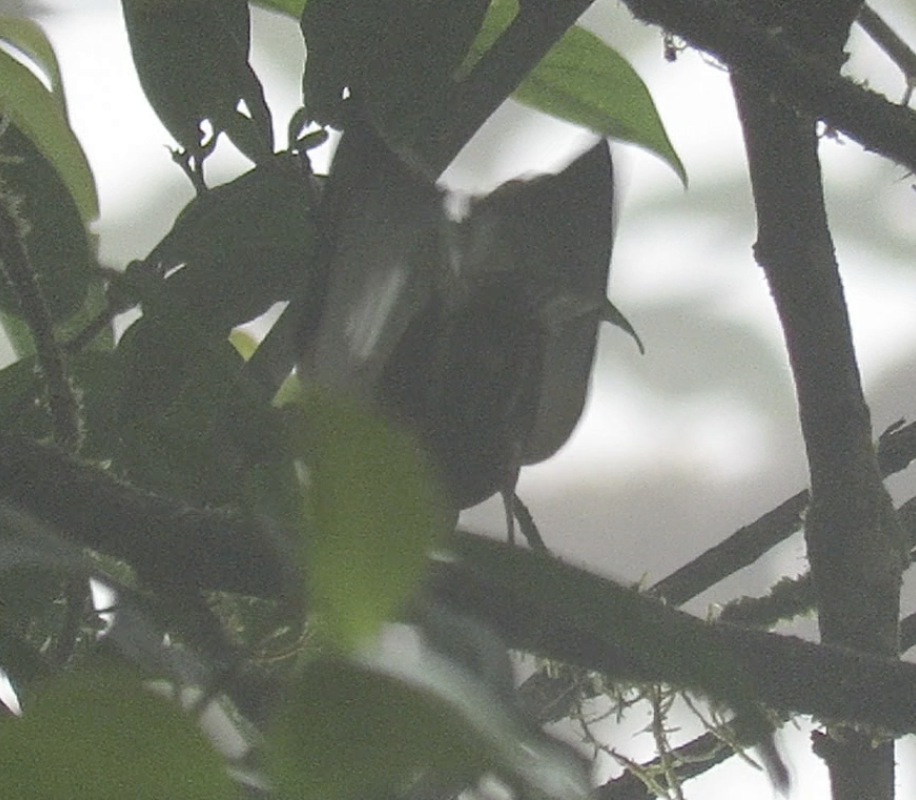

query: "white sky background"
left=26, top=0, right=916, bottom=796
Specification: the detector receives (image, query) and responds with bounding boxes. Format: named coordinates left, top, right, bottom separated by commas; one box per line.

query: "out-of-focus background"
left=13, top=0, right=916, bottom=795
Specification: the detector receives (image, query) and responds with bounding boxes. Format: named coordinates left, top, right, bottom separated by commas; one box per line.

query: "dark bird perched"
left=121, top=0, right=274, bottom=191
left=301, top=125, right=636, bottom=529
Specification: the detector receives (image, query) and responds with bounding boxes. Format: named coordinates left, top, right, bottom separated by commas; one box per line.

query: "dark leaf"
left=270, top=651, right=590, bottom=800
left=113, top=315, right=295, bottom=507
left=121, top=0, right=273, bottom=171
left=300, top=0, right=490, bottom=137
left=143, top=155, right=319, bottom=333
left=0, top=124, right=93, bottom=323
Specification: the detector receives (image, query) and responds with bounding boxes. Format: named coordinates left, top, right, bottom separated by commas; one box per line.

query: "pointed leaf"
left=0, top=124, right=94, bottom=323
left=601, top=297, right=644, bottom=353
left=516, top=26, right=686, bottom=184
left=464, top=0, right=685, bottom=183
left=0, top=48, right=98, bottom=222
left=121, top=0, right=273, bottom=167
left=0, top=15, right=66, bottom=111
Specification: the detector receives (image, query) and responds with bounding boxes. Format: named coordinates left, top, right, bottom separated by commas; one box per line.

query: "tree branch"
left=430, top=551, right=916, bottom=734
left=859, top=4, right=916, bottom=103
left=0, top=190, right=80, bottom=450
left=416, top=0, right=599, bottom=177
left=0, top=435, right=299, bottom=599
left=621, top=0, right=916, bottom=173
left=728, top=0, right=905, bottom=794
left=5, top=432, right=916, bottom=735
left=652, top=419, right=916, bottom=606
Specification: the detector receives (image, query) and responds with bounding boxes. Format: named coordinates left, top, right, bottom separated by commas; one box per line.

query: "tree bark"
left=730, top=2, right=906, bottom=796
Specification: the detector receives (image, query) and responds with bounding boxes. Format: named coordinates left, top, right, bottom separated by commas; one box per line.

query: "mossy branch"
left=0, top=187, right=80, bottom=450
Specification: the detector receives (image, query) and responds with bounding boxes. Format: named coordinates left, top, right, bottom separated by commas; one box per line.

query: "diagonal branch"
left=652, top=419, right=916, bottom=606
left=415, top=0, right=599, bottom=176
left=622, top=0, right=916, bottom=173
left=858, top=4, right=916, bottom=102
left=5, top=433, right=916, bottom=738
left=430, top=552, right=916, bottom=734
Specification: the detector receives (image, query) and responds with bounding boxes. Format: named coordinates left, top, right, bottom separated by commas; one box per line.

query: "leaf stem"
left=858, top=3, right=916, bottom=103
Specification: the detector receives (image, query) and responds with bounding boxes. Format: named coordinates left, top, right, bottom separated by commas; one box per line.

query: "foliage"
left=0, top=2, right=914, bottom=800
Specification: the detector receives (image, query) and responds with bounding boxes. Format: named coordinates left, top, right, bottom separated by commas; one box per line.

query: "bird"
left=302, top=124, right=629, bottom=531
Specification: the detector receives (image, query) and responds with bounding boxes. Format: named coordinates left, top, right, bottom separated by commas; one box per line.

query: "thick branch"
left=729, top=1, right=905, bottom=795
left=430, top=555, right=916, bottom=734
left=5, top=433, right=916, bottom=735
left=621, top=0, right=916, bottom=173
left=0, top=435, right=298, bottom=599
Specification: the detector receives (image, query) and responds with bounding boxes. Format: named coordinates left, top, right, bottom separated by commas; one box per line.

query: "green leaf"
left=0, top=15, right=66, bottom=111
left=295, top=390, right=451, bottom=650
left=457, top=0, right=514, bottom=76
left=516, top=26, right=686, bottom=184
left=0, top=47, right=98, bottom=222
left=270, top=657, right=488, bottom=800
left=271, top=652, right=590, bottom=800
left=3, top=668, right=232, bottom=800
left=253, top=0, right=307, bottom=17
left=464, top=0, right=685, bottom=184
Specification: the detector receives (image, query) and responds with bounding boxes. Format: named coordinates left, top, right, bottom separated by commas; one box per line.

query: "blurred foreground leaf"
left=2, top=668, right=232, bottom=800
left=271, top=649, right=589, bottom=800
left=293, top=390, right=451, bottom=650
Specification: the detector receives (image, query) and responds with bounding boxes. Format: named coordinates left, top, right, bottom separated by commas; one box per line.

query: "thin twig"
left=858, top=3, right=916, bottom=103
left=651, top=419, right=916, bottom=606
